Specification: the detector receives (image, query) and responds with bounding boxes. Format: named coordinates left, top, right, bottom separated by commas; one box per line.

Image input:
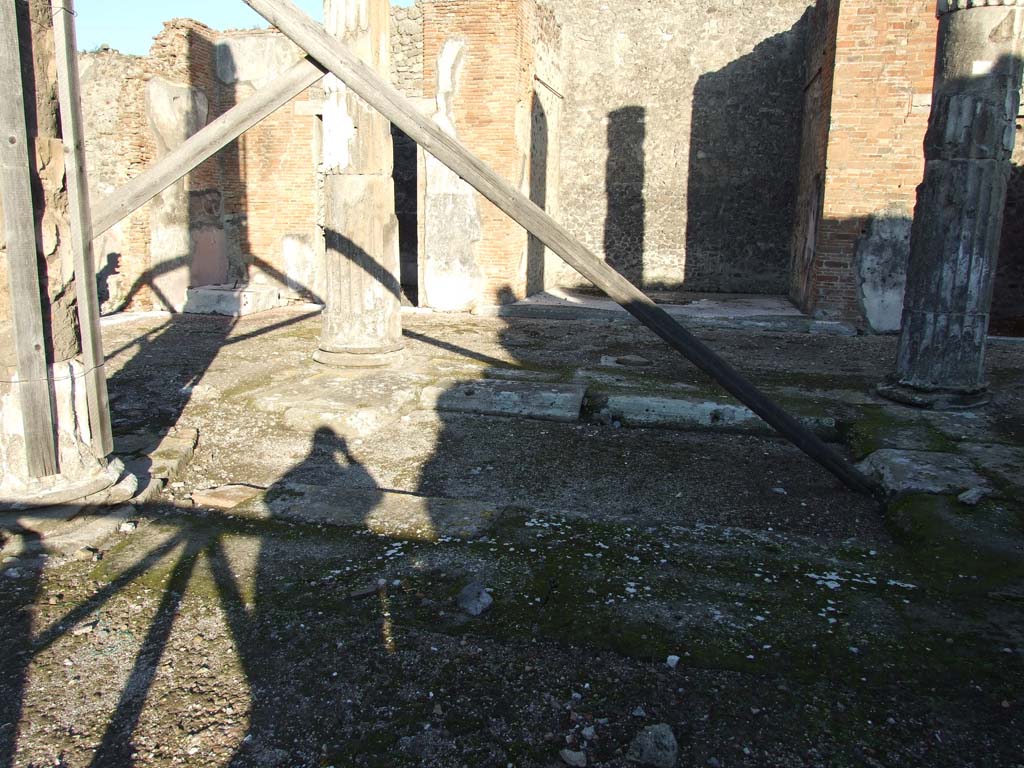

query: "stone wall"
left=546, top=0, right=812, bottom=294
left=421, top=0, right=558, bottom=306
left=391, top=1, right=424, bottom=98
left=80, top=21, right=321, bottom=312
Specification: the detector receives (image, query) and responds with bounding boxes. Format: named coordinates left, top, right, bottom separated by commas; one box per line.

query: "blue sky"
left=77, top=0, right=413, bottom=55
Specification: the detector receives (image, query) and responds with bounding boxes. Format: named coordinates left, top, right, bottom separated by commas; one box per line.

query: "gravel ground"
left=2, top=308, right=1022, bottom=767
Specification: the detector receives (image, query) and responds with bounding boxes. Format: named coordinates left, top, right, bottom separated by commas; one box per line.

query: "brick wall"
left=422, top=0, right=540, bottom=303
left=81, top=23, right=320, bottom=310
left=802, top=0, right=937, bottom=323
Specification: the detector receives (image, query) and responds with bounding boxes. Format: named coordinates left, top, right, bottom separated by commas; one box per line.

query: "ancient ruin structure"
left=73, top=0, right=1023, bottom=338
left=888, top=0, right=1024, bottom=405
left=314, top=0, right=404, bottom=367
left=0, top=0, right=117, bottom=502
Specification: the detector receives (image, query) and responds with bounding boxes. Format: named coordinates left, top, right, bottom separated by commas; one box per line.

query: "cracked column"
left=884, top=0, right=1024, bottom=408
left=313, top=0, right=404, bottom=367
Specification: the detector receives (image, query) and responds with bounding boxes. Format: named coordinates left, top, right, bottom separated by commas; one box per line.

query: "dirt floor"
left=2, top=307, right=1023, bottom=768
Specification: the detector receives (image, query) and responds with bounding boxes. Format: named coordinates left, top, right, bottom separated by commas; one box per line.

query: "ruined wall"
left=804, top=0, right=937, bottom=329
left=80, top=22, right=321, bottom=311
left=421, top=0, right=557, bottom=305
left=391, top=0, right=424, bottom=99
left=792, top=0, right=1022, bottom=331
left=80, top=49, right=155, bottom=313
left=547, top=0, right=811, bottom=294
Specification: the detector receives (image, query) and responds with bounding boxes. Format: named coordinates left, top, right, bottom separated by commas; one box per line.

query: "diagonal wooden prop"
left=240, top=0, right=880, bottom=497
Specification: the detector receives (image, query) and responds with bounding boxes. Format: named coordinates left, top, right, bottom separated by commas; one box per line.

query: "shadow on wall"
left=603, top=106, right=645, bottom=286
left=527, top=90, right=549, bottom=296
left=685, top=13, right=810, bottom=295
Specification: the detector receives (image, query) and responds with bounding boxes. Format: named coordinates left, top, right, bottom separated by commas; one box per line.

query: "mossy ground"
left=3, top=308, right=1023, bottom=766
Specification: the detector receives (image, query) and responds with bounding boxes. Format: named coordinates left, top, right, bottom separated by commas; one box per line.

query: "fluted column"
left=313, top=0, right=404, bottom=367
left=884, top=1, right=1023, bottom=408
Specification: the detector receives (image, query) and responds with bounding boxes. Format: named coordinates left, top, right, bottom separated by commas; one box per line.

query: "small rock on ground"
left=627, top=723, right=678, bottom=767
left=560, top=748, right=587, bottom=766
left=457, top=581, right=493, bottom=616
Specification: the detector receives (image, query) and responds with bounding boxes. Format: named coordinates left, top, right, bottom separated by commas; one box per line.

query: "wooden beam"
left=242, top=0, right=879, bottom=497
left=92, top=56, right=325, bottom=238
left=52, top=0, right=112, bottom=456
left=0, top=0, right=58, bottom=476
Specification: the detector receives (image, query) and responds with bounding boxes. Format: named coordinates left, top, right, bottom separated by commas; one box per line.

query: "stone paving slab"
left=248, top=368, right=427, bottom=438
left=420, top=379, right=587, bottom=423
left=858, top=449, right=990, bottom=495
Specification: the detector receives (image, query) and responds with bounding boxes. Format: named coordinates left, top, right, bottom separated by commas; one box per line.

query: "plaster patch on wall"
left=855, top=214, right=911, bottom=334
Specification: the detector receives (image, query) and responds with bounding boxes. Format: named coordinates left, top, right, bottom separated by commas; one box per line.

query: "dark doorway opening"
left=392, top=124, right=419, bottom=306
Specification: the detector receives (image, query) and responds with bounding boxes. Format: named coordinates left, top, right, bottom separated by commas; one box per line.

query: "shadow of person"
left=0, top=528, right=44, bottom=767
left=213, top=426, right=387, bottom=766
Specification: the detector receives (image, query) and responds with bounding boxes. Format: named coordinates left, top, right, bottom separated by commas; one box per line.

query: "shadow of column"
left=686, top=17, right=808, bottom=294
left=603, top=106, right=646, bottom=285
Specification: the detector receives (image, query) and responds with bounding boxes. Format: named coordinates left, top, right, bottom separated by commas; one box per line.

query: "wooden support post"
left=92, top=57, right=325, bottom=238
left=242, top=0, right=879, bottom=497
left=0, top=0, right=58, bottom=477
left=52, top=0, right=112, bottom=456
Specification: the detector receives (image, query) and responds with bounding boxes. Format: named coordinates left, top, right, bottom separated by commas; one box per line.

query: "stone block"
left=183, top=283, right=284, bottom=317
left=421, top=380, right=586, bottom=423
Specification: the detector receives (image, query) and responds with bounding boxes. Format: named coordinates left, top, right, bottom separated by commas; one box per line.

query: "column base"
left=876, top=381, right=990, bottom=411
left=313, top=343, right=406, bottom=368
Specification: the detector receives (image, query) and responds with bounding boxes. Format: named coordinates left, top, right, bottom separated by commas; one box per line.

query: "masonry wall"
left=80, top=21, right=321, bottom=311
left=790, top=0, right=839, bottom=311
left=545, top=0, right=812, bottom=294
left=391, top=0, right=424, bottom=98
left=792, top=0, right=1022, bottom=332
left=802, top=0, right=937, bottom=328
left=422, top=0, right=553, bottom=303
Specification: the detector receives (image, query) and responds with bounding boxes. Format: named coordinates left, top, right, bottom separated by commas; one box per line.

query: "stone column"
left=1, top=0, right=118, bottom=503
left=883, top=1, right=1024, bottom=408
left=313, top=0, right=404, bottom=367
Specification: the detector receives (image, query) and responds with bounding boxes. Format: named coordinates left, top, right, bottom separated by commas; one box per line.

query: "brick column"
left=882, top=0, right=1024, bottom=408
left=314, top=0, right=404, bottom=367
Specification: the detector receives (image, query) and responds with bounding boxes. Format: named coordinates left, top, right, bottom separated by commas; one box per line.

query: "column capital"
left=937, top=0, right=1024, bottom=18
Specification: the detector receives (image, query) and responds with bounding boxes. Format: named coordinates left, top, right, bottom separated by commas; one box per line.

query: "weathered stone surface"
left=251, top=368, right=424, bottom=439
left=192, top=484, right=266, bottom=510
left=146, top=77, right=209, bottom=312
left=316, top=0, right=403, bottom=366
left=147, top=430, right=199, bottom=481
left=547, top=0, right=811, bottom=293
left=421, top=380, right=586, bottom=423
left=456, top=581, right=494, bottom=616
left=855, top=215, right=911, bottom=334
left=857, top=449, right=989, bottom=496
left=183, top=284, right=284, bottom=317
left=0, top=361, right=115, bottom=504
